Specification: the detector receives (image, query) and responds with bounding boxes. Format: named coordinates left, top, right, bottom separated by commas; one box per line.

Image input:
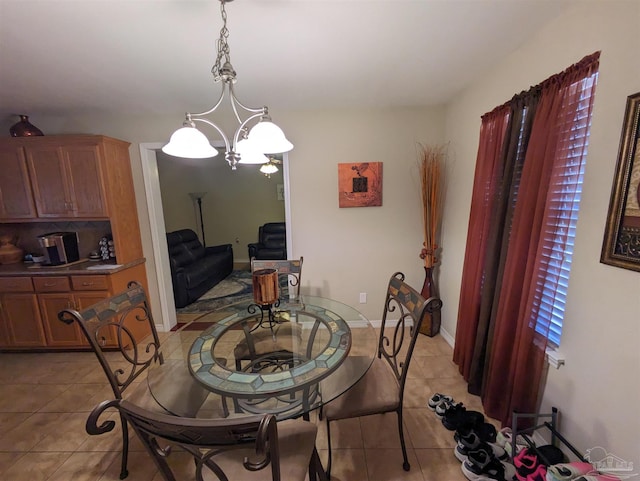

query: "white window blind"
left=530, top=73, right=598, bottom=348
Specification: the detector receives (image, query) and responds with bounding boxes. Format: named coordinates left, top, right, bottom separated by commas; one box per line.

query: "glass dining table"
left=147, top=295, right=378, bottom=421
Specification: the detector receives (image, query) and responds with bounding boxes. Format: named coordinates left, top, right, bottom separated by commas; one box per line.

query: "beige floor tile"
left=364, top=448, right=425, bottom=481
left=318, top=447, right=368, bottom=481
left=315, top=417, right=363, bottom=450
left=46, top=451, right=120, bottom=481
left=415, top=448, right=466, bottom=481
left=404, top=408, right=457, bottom=449
left=38, top=383, right=113, bottom=412
left=32, top=412, right=96, bottom=452
left=359, top=413, right=412, bottom=449
left=0, top=412, right=67, bottom=451
left=0, top=451, right=73, bottom=481
left=0, top=452, right=26, bottom=477
left=97, top=449, right=158, bottom=481
left=403, top=377, right=434, bottom=408
left=410, top=355, right=460, bottom=379
left=0, top=384, right=70, bottom=412
left=0, top=411, right=32, bottom=434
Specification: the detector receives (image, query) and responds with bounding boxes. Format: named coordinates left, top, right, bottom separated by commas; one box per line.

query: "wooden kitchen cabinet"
left=0, top=145, right=37, bottom=220
left=0, top=135, right=143, bottom=264
left=0, top=277, right=46, bottom=348
left=35, top=275, right=111, bottom=347
left=25, top=141, right=107, bottom=218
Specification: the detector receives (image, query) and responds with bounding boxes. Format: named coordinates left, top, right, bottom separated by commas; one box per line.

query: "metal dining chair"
left=234, top=257, right=304, bottom=372
left=58, top=281, right=215, bottom=479
left=86, top=398, right=325, bottom=481
left=322, top=272, right=443, bottom=478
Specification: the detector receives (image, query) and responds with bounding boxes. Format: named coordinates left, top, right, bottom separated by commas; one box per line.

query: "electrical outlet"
left=359, top=292, right=367, bottom=304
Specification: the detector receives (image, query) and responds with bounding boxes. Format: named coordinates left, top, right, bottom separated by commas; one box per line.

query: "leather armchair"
left=166, top=229, right=233, bottom=308
left=247, top=222, right=286, bottom=260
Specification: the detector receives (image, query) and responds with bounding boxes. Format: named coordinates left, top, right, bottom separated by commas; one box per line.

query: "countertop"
left=0, top=258, right=145, bottom=276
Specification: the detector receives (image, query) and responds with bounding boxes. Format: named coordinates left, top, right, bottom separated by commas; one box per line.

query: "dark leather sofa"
left=247, top=222, right=286, bottom=260
left=166, top=229, right=233, bottom=308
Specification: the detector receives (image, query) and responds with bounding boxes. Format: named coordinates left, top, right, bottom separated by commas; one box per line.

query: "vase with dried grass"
left=418, top=143, right=446, bottom=336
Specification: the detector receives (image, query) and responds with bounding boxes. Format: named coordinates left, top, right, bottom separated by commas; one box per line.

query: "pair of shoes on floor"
left=546, top=462, right=599, bottom=481
left=514, top=447, right=566, bottom=481
left=455, top=423, right=508, bottom=463
left=428, top=392, right=454, bottom=411
left=461, top=446, right=517, bottom=481
left=496, top=427, right=529, bottom=456
left=442, top=402, right=485, bottom=431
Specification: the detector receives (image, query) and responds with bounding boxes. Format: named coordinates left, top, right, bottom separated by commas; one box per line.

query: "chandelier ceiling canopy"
left=162, top=0, right=293, bottom=169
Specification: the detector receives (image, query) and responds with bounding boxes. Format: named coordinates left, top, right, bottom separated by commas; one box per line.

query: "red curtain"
left=454, top=52, right=600, bottom=424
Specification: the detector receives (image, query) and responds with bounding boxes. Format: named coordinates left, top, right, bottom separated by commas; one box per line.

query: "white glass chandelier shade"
left=236, top=138, right=269, bottom=164
left=163, top=0, right=292, bottom=169
left=162, top=126, right=218, bottom=159
left=248, top=118, right=293, bottom=154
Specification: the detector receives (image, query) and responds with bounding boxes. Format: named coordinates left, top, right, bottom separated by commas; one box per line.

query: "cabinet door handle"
left=44, top=282, right=56, bottom=287
left=82, top=282, right=94, bottom=286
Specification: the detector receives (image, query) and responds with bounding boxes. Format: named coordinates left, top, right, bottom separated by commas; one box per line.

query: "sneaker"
left=496, top=427, right=529, bottom=456
left=428, top=393, right=453, bottom=410
left=514, top=448, right=541, bottom=481
left=455, top=439, right=509, bottom=463
left=456, top=422, right=498, bottom=445
left=443, top=403, right=485, bottom=431
left=527, top=465, right=548, bottom=481
left=462, top=448, right=516, bottom=481
left=547, top=463, right=597, bottom=481
left=435, top=399, right=457, bottom=418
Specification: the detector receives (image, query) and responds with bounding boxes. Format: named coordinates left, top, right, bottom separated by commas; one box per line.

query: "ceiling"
left=0, top=0, right=575, bottom=122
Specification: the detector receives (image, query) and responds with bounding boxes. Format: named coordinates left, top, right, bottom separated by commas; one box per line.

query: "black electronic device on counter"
left=37, top=232, right=80, bottom=265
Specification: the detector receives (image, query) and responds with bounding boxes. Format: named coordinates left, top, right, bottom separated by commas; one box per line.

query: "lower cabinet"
left=0, top=292, right=47, bottom=347
left=0, top=277, right=47, bottom=348
left=0, top=262, right=149, bottom=350
left=34, top=276, right=109, bottom=347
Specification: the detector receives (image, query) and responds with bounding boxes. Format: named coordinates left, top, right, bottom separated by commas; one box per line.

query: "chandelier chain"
left=212, top=0, right=232, bottom=82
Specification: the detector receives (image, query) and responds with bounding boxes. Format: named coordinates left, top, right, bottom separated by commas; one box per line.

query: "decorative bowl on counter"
left=0, top=235, right=24, bottom=264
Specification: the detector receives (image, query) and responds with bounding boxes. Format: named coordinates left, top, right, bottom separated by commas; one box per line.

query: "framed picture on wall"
left=601, top=92, right=640, bottom=272
left=338, top=162, right=383, bottom=208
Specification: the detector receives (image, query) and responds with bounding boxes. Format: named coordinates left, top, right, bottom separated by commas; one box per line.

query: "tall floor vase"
left=419, top=266, right=441, bottom=336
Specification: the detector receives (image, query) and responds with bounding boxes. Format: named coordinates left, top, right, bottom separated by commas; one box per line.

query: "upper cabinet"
left=25, top=142, right=107, bottom=218
left=0, top=135, right=143, bottom=264
left=0, top=145, right=37, bottom=220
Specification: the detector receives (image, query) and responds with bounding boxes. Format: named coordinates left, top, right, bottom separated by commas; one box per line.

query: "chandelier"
left=162, top=0, right=293, bottom=169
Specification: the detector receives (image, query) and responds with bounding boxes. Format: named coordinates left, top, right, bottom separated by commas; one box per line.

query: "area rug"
left=177, top=270, right=254, bottom=315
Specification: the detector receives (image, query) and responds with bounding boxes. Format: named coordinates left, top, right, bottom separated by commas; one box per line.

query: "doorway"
left=139, top=143, right=292, bottom=332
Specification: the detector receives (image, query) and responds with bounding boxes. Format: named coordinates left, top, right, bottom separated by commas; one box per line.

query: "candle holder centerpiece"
left=248, top=268, right=283, bottom=331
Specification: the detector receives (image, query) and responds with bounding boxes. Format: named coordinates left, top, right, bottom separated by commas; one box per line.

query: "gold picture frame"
left=601, top=92, right=640, bottom=272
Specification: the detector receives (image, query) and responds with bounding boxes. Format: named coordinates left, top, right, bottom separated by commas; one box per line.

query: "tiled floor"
left=0, top=328, right=497, bottom=481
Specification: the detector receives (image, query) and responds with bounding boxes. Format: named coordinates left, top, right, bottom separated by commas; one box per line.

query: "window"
left=530, top=74, right=598, bottom=348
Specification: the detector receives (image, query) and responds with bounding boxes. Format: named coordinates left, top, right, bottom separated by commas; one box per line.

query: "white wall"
left=443, top=0, right=639, bottom=467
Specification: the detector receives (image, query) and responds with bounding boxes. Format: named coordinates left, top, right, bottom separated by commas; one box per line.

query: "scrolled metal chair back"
left=58, top=281, right=162, bottom=398
left=87, top=399, right=280, bottom=481
left=378, top=272, right=443, bottom=400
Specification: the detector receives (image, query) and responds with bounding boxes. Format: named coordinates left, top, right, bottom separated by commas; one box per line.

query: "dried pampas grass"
left=418, top=144, right=446, bottom=268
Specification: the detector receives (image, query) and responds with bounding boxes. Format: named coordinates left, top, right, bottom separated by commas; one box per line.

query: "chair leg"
left=397, top=409, right=410, bottom=471
left=310, top=447, right=328, bottom=481
left=119, top=416, right=129, bottom=479
left=325, top=417, right=333, bottom=480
